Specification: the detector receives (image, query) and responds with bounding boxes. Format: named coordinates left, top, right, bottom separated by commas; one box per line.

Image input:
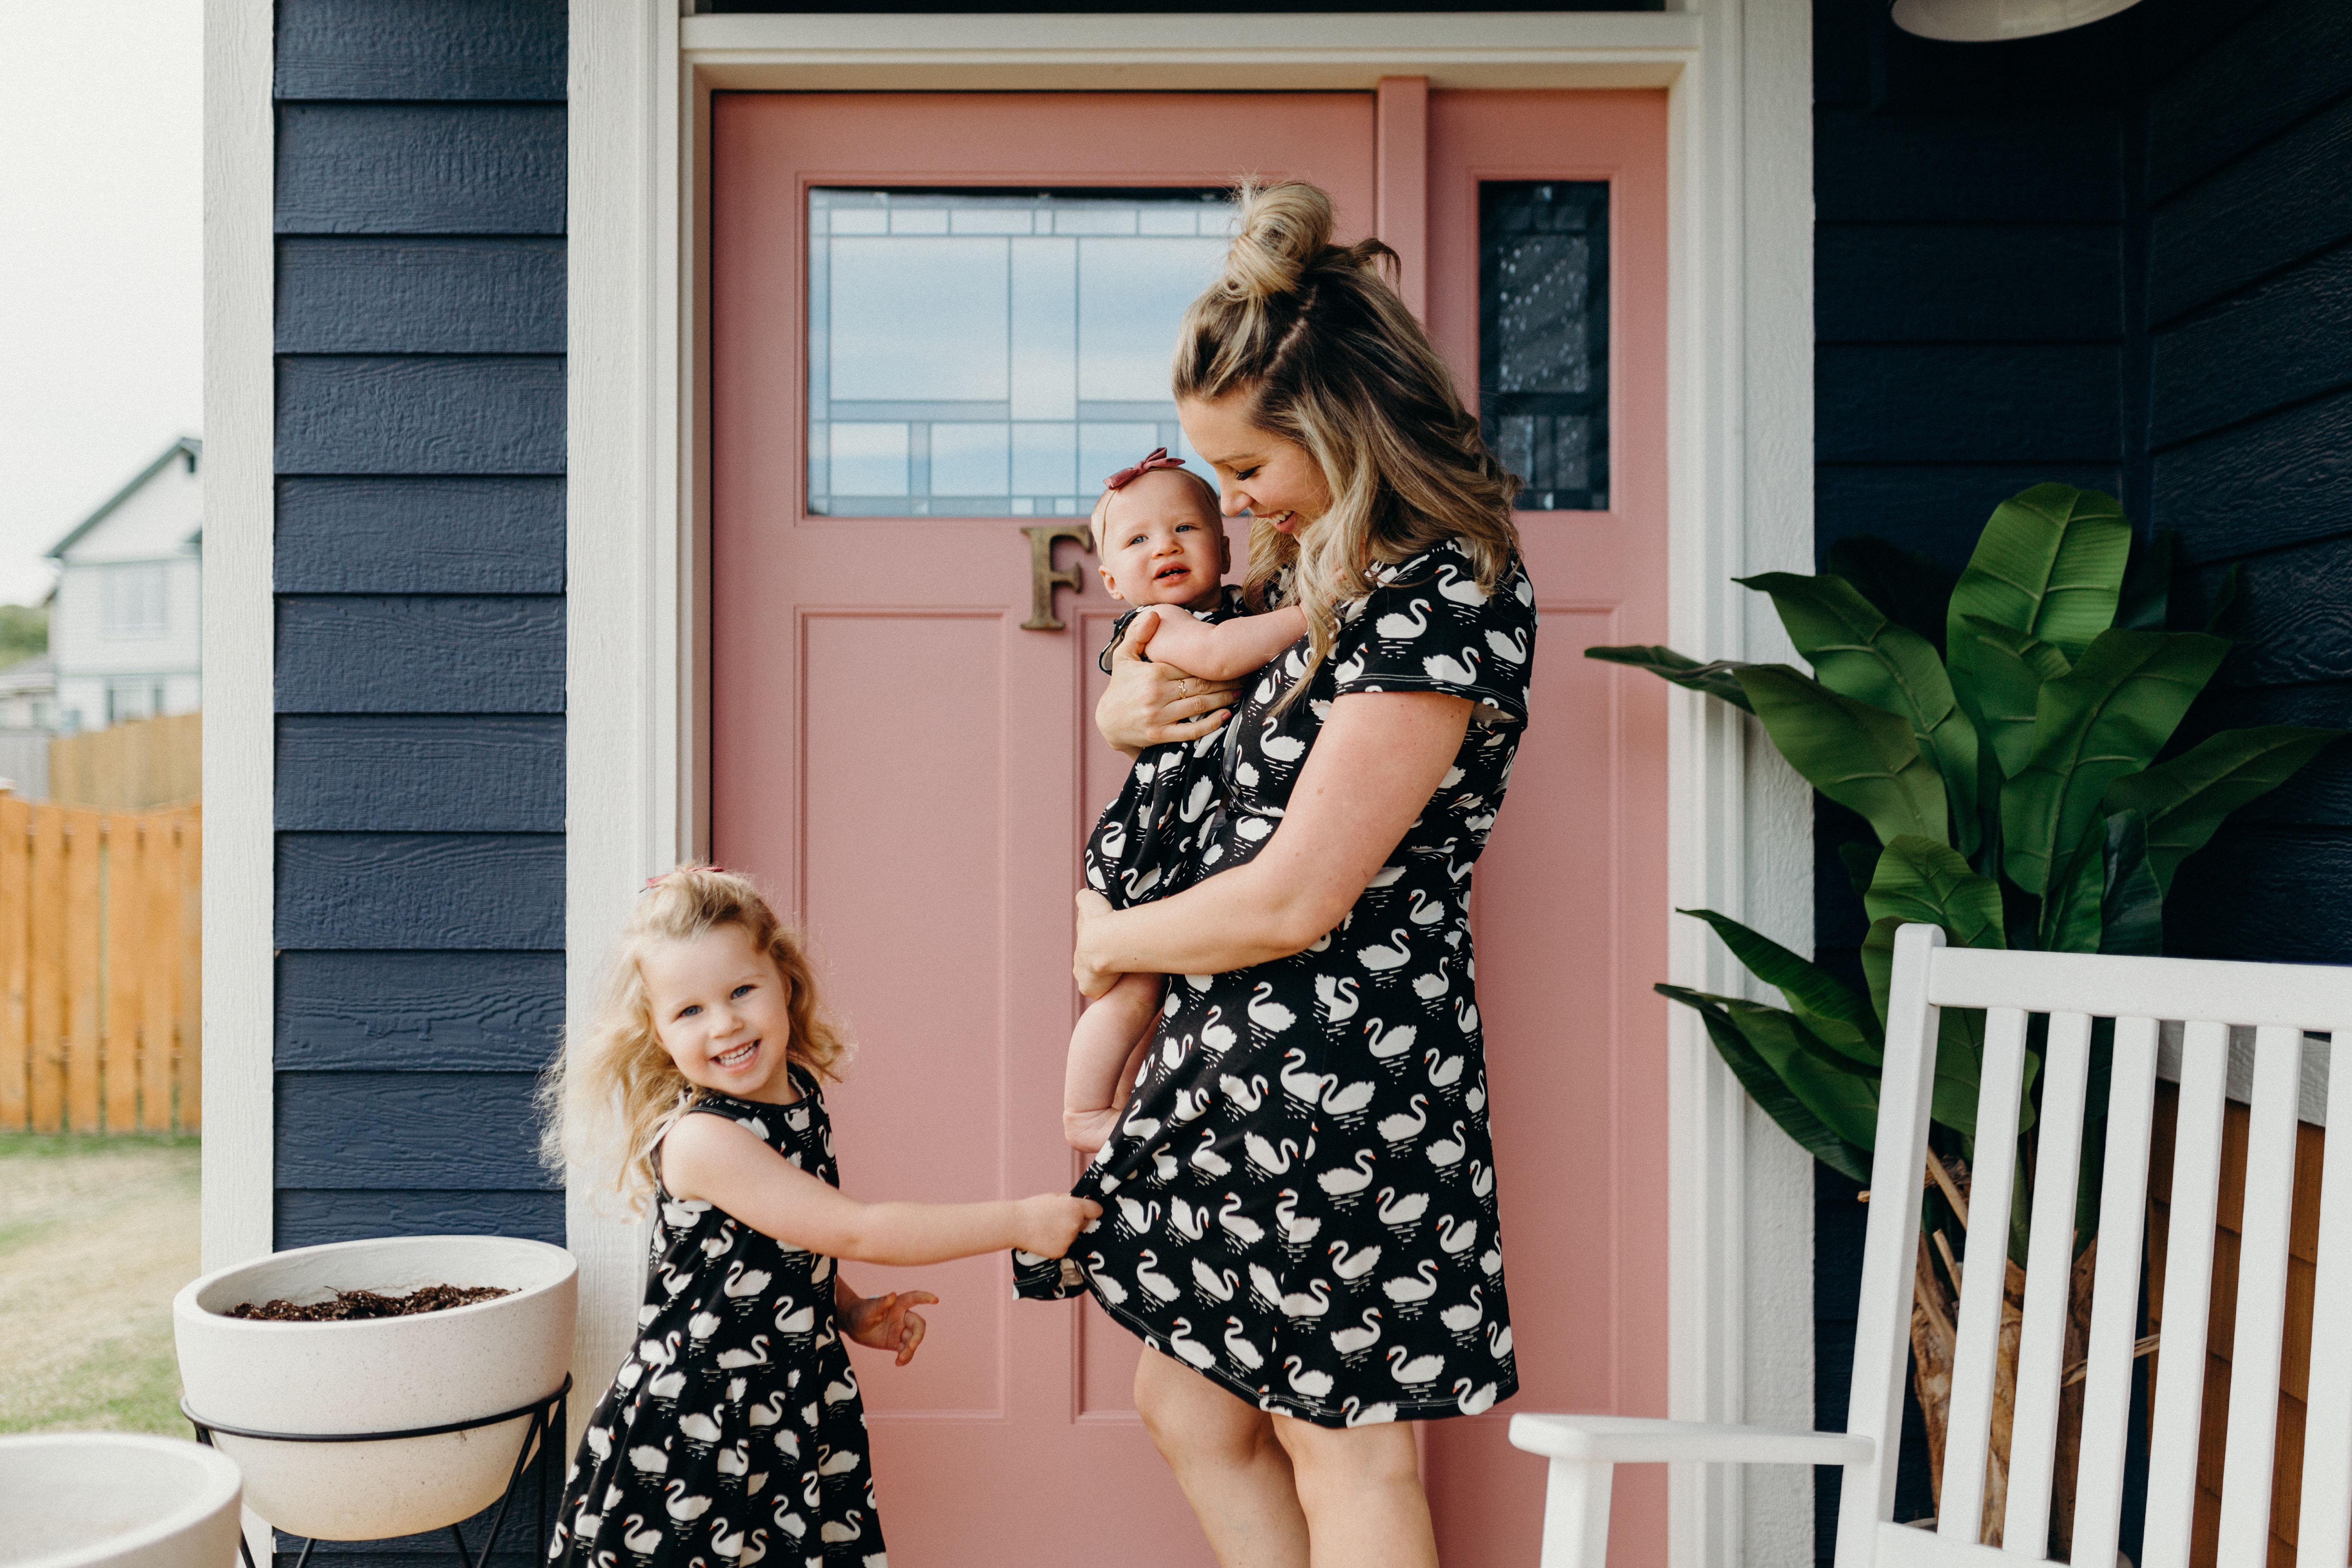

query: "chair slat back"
left=2298, top=1045, right=2352, bottom=1564
left=1836, top=927, right=2352, bottom=1568
left=2141, top=1025, right=2229, bottom=1568
left=1938, top=1004, right=2030, bottom=1543
left=2066, top=1016, right=2158, bottom=1568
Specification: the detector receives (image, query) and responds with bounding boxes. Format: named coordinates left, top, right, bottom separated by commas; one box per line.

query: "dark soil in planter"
left=226, top=1285, right=513, bottom=1321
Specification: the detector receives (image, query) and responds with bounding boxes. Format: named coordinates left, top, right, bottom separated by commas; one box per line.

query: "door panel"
left=1420, top=90, right=1672, bottom=1568
left=712, top=91, right=1376, bottom=1566
left=713, top=86, right=1669, bottom=1568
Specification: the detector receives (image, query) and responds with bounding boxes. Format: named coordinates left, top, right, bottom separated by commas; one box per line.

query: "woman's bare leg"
left=1273, top=1416, right=1437, bottom=1568
left=1135, top=1347, right=1311, bottom=1568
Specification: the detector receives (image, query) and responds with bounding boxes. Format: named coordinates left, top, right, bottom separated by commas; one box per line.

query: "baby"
left=1063, top=449, right=1307, bottom=1152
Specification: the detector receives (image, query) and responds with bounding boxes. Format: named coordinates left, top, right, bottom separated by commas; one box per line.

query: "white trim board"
left=567, top=8, right=1817, bottom=1564
left=200, top=5, right=277, bottom=1561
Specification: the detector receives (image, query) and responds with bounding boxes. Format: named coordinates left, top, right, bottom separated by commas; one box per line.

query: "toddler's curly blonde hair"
left=539, top=865, right=851, bottom=1210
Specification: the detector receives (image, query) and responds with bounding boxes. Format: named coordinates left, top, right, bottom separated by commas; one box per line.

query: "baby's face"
left=1097, top=469, right=1229, bottom=609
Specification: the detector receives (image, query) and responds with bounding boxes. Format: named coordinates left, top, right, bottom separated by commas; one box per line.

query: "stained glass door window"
left=1479, top=181, right=1609, bottom=511
left=807, top=187, right=1235, bottom=517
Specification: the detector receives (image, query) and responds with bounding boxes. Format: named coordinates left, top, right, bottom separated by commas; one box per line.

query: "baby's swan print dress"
left=552, top=1074, right=886, bottom=1568
left=1026, top=540, right=1535, bottom=1426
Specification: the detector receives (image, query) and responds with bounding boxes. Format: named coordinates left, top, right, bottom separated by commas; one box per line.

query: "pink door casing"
left=711, top=88, right=1669, bottom=1566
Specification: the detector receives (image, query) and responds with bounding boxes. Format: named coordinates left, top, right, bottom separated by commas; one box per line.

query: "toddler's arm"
left=1138, top=603, right=1308, bottom=682
left=662, top=1112, right=1097, bottom=1265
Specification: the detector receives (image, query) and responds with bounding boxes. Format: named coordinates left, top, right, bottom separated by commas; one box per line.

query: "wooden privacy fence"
left=0, top=796, right=201, bottom=1132
left=49, top=710, right=202, bottom=810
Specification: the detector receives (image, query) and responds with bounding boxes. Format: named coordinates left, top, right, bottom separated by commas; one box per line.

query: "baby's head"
left=543, top=864, right=851, bottom=1205
left=1091, top=451, right=1230, bottom=611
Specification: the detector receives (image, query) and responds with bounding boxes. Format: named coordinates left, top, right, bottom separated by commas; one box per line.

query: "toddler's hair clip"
left=1104, top=447, right=1191, bottom=491
left=642, top=864, right=726, bottom=893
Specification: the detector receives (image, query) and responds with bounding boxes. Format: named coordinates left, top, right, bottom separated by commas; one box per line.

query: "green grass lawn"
left=0, top=1132, right=201, bottom=1436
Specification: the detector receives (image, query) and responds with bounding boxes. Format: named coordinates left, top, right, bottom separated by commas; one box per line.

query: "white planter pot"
left=0, top=1433, right=242, bottom=1568
left=173, top=1235, right=576, bottom=1543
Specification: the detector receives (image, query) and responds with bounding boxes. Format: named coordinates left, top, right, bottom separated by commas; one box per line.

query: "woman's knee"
left=1135, top=1349, right=1278, bottom=1471
left=1273, top=1416, right=1422, bottom=1497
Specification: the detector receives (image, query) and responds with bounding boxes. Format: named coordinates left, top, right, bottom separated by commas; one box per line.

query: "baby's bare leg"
left=1064, top=972, right=1164, bottom=1152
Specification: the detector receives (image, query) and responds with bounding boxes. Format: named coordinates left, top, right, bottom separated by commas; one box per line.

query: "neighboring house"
left=0, top=656, right=57, bottom=733
left=197, top=1, right=2351, bottom=1565
left=46, top=436, right=204, bottom=733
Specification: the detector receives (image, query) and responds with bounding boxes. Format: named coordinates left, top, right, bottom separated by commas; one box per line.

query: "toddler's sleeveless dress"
left=1080, top=587, right=1251, bottom=912
left=551, top=1073, right=887, bottom=1568
left=1017, top=541, right=1535, bottom=1426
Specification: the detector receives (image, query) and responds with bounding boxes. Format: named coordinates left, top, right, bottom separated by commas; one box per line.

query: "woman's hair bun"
left=1217, top=180, right=1335, bottom=303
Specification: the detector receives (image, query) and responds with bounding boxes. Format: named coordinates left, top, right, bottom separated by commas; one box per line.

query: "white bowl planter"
left=0, top=1432, right=242, bottom=1568
left=173, top=1235, right=576, bottom=1543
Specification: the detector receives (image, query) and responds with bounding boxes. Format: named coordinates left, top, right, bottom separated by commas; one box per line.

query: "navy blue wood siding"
left=272, top=0, right=565, bottom=1285
left=1810, top=0, right=2352, bottom=1556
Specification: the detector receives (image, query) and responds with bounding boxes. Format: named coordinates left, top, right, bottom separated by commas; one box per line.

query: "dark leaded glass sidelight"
left=1479, top=181, right=1609, bottom=511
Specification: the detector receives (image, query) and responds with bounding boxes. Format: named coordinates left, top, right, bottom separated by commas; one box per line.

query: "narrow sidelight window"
left=1479, top=181, right=1609, bottom=512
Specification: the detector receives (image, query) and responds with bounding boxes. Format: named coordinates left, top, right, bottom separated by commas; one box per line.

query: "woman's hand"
left=1096, top=612, right=1242, bottom=758
left=1073, top=889, right=1119, bottom=998
left=837, top=1283, right=936, bottom=1367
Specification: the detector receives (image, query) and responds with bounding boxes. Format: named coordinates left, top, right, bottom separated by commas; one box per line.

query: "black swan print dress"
left=1083, top=586, right=1251, bottom=911
left=1018, top=540, right=1536, bottom=1426
left=552, top=1074, right=887, bottom=1568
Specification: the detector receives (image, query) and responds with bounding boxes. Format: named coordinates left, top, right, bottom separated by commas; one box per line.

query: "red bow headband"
left=1103, top=447, right=1191, bottom=491
left=643, top=865, right=727, bottom=892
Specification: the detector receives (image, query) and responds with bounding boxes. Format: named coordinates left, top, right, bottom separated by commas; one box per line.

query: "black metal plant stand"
left=184, top=1375, right=571, bottom=1568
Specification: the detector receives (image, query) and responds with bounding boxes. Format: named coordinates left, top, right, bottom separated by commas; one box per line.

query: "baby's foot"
left=1064, top=1106, right=1122, bottom=1154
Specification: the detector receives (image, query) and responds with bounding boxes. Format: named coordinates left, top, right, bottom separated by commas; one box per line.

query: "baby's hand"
left=840, top=1289, right=937, bottom=1367
left=1016, top=1194, right=1103, bottom=1258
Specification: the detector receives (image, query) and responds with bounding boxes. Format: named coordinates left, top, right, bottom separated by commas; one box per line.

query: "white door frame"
left=563, top=6, right=1818, bottom=1563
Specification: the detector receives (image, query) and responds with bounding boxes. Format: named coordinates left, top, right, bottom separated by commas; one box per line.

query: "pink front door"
left=711, top=87, right=1669, bottom=1567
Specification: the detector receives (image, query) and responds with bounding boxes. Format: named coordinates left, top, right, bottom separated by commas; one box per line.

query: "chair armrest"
left=1508, top=1413, right=1872, bottom=1468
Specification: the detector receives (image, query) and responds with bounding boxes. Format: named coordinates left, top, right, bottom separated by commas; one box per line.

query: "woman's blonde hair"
left=539, top=865, right=852, bottom=1210
left=1174, top=180, right=1520, bottom=697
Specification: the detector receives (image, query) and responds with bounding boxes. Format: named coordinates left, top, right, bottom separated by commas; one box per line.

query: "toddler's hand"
left=840, top=1288, right=937, bottom=1367
left=1016, top=1194, right=1103, bottom=1258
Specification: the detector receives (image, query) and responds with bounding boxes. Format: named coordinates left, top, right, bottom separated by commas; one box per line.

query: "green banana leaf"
left=2099, top=810, right=2163, bottom=956
left=1737, top=665, right=1950, bottom=847
left=1676, top=907, right=1883, bottom=1063
left=1838, top=839, right=1880, bottom=897
left=1826, top=535, right=1956, bottom=658
left=2101, top=725, right=2345, bottom=894
left=2001, top=629, right=2231, bottom=895
left=1862, top=835, right=2007, bottom=950
left=1946, top=484, right=2133, bottom=658
left=2116, top=531, right=2177, bottom=633
left=1658, top=984, right=1873, bottom=1183
left=1739, top=571, right=1981, bottom=856
left=1950, top=614, right=2073, bottom=779
left=1859, top=915, right=2019, bottom=1138
left=2040, top=808, right=2162, bottom=954
left=1585, top=645, right=1757, bottom=712
left=2039, top=815, right=2110, bottom=953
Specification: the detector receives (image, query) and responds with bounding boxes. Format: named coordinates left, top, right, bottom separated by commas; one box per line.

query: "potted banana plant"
left=1590, top=484, right=2341, bottom=1550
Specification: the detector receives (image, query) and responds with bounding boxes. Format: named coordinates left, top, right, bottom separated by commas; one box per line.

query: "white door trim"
left=566, top=7, right=1816, bottom=1562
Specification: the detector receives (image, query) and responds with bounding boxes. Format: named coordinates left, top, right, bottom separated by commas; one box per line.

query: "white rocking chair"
left=1510, top=922, right=2352, bottom=1567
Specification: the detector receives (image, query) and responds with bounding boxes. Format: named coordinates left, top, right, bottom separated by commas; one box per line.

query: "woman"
left=1051, top=181, right=1536, bottom=1568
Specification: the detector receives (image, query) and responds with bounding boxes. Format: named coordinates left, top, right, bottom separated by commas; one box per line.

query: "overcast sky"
left=0, top=0, right=203, bottom=607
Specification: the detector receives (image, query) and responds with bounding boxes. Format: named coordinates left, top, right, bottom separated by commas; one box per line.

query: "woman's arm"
left=661, top=1113, right=1099, bottom=1264
left=1095, top=612, right=1244, bottom=758
left=1074, top=689, right=1472, bottom=989
left=1134, top=604, right=1309, bottom=683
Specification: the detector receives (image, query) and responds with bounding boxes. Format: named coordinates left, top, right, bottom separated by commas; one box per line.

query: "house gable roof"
left=45, top=436, right=203, bottom=561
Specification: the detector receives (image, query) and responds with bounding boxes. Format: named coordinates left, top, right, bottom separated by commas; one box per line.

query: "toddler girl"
left=542, top=865, right=1099, bottom=1567
left=1060, top=450, right=1306, bottom=1153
